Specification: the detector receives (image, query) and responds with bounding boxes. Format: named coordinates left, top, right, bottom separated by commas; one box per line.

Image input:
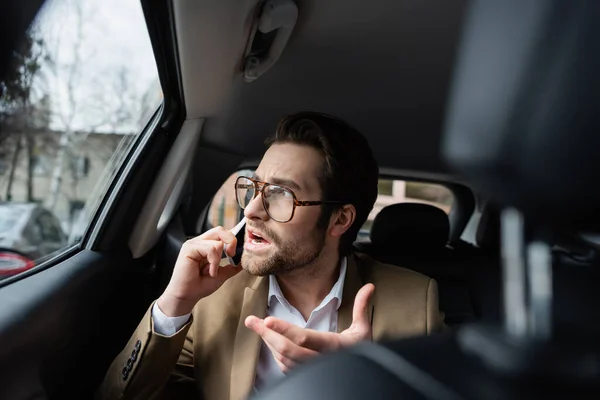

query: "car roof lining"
left=173, top=0, right=469, bottom=176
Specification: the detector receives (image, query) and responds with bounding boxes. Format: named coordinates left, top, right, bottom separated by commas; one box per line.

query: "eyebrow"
left=252, top=173, right=302, bottom=191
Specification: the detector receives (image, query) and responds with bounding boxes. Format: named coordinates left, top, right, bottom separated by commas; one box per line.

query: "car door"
left=0, top=0, right=186, bottom=398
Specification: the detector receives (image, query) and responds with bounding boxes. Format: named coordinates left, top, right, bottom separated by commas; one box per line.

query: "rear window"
left=358, top=179, right=454, bottom=242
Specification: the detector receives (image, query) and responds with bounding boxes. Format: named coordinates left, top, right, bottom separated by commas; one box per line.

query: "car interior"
left=1, top=0, right=599, bottom=399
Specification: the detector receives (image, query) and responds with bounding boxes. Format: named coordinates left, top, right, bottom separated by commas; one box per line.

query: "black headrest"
left=442, top=1, right=600, bottom=229
left=370, top=203, right=449, bottom=250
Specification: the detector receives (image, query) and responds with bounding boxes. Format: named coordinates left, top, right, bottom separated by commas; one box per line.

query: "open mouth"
left=245, top=229, right=272, bottom=251
left=248, top=230, right=270, bottom=244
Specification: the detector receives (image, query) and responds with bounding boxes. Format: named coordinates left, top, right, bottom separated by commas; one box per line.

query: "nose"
left=244, top=192, right=269, bottom=221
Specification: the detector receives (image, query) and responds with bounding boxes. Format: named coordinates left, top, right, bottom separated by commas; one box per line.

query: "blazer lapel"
left=337, top=254, right=374, bottom=333
left=229, top=276, right=268, bottom=400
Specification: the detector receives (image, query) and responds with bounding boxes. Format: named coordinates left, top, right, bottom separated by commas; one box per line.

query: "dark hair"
left=265, top=112, right=379, bottom=255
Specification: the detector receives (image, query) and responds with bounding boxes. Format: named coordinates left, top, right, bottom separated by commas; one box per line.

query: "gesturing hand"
left=245, top=283, right=375, bottom=373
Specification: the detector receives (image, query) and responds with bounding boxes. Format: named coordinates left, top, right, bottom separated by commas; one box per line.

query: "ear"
left=329, top=204, right=356, bottom=238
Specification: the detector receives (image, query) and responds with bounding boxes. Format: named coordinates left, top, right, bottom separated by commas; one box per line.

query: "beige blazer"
left=97, top=253, right=444, bottom=400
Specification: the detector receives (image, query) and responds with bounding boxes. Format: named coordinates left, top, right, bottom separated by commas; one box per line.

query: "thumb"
left=351, top=283, right=375, bottom=328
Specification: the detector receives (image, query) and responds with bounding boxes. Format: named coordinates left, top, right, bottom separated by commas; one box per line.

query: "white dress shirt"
left=151, top=258, right=347, bottom=390
left=254, top=258, right=347, bottom=390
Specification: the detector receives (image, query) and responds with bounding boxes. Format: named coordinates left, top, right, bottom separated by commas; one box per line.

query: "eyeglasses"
left=234, top=176, right=342, bottom=223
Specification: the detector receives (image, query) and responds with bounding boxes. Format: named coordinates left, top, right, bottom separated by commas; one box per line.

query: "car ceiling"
left=173, top=0, right=468, bottom=177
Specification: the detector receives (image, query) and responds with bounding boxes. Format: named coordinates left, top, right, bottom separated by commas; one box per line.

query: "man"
left=97, top=112, right=444, bottom=400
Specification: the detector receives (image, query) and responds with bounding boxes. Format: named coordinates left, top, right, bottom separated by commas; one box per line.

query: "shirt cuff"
left=151, top=302, right=191, bottom=336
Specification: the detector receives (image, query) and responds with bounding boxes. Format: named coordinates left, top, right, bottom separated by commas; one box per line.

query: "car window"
left=206, top=173, right=454, bottom=242
left=358, top=179, right=454, bottom=242
left=0, top=0, right=162, bottom=281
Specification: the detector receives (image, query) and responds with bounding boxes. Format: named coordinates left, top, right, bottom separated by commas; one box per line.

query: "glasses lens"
left=235, top=177, right=255, bottom=209
left=263, top=185, right=294, bottom=222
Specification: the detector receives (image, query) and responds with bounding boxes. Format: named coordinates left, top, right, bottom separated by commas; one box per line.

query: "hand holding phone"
left=159, top=218, right=247, bottom=316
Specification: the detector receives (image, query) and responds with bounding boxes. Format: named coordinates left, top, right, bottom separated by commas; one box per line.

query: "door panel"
left=155, top=213, right=188, bottom=297
left=0, top=249, right=157, bottom=399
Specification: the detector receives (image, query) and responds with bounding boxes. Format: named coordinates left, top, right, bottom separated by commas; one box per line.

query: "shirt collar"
left=268, top=257, right=347, bottom=311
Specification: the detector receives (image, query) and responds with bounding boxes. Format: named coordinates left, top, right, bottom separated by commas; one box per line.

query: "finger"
left=184, top=240, right=229, bottom=278
left=245, top=316, right=268, bottom=335
left=185, top=231, right=238, bottom=275
left=224, top=239, right=238, bottom=258
left=180, top=240, right=222, bottom=278
left=207, top=245, right=224, bottom=278
left=264, top=317, right=341, bottom=352
left=198, top=227, right=237, bottom=267
left=262, top=339, right=296, bottom=373
left=273, top=354, right=291, bottom=374
left=182, top=239, right=222, bottom=261
left=183, top=240, right=223, bottom=263
left=198, top=226, right=237, bottom=247
left=245, top=316, right=318, bottom=362
left=197, top=242, right=223, bottom=278
left=351, top=283, right=375, bottom=328
left=263, top=317, right=316, bottom=348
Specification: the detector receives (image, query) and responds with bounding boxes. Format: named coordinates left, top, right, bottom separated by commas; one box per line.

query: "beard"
left=241, top=221, right=327, bottom=276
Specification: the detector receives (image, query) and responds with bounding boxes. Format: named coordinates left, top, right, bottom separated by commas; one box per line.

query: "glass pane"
left=263, top=186, right=294, bottom=222
left=235, top=177, right=255, bottom=209
left=0, top=0, right=162, bottom=281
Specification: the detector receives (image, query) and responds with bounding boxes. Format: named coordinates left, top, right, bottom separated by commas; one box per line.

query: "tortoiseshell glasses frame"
left=234, top=176, right=342, bottom=223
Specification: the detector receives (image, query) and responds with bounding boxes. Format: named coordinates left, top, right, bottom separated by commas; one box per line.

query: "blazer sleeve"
left=426, top=278, right=446, bottom=334
left=95, top=301, right=200, bottom=400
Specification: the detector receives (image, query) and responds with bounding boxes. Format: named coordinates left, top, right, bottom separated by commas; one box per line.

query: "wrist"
left=157, top=293, right=197, bottom=317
